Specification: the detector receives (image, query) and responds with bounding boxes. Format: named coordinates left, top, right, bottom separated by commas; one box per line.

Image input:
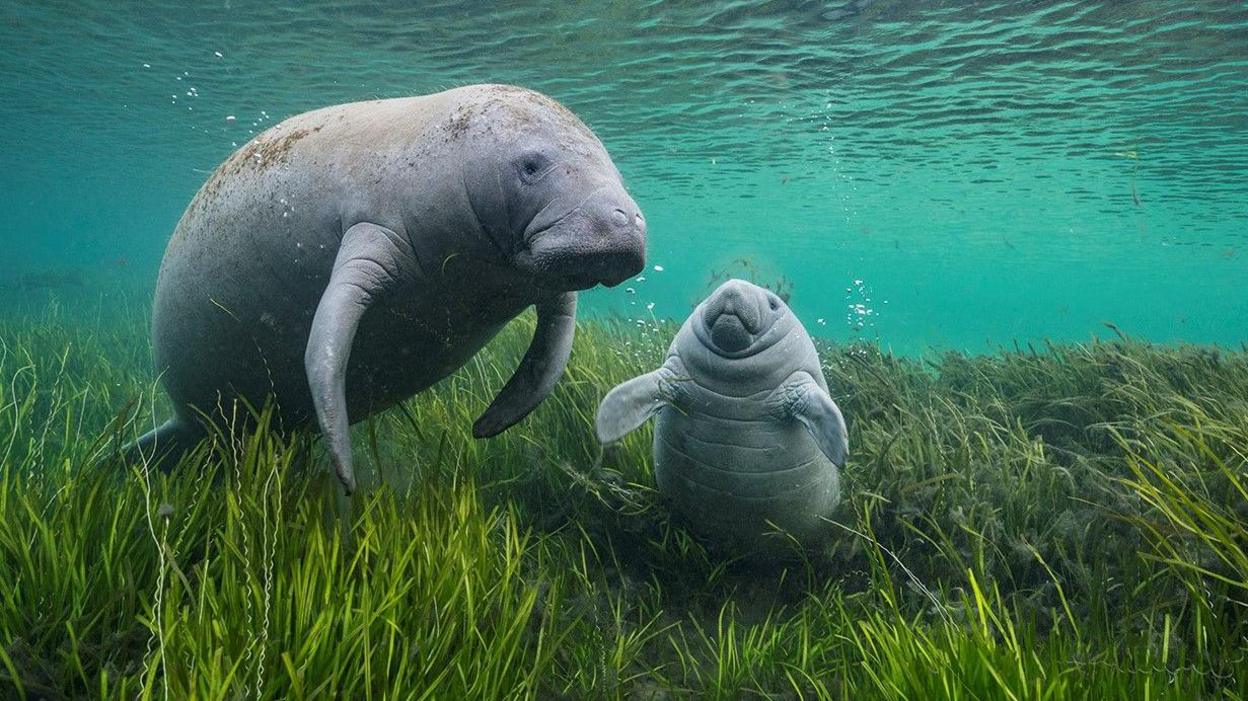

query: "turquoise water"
left=2, top=1, right=1246, bottom=354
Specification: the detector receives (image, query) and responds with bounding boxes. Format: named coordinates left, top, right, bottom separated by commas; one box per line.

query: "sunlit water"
left=2, top=1, right=1246, bottom=354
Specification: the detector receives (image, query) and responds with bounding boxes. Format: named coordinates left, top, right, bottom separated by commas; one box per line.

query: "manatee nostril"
left=611, top=209, right=629, bottom=228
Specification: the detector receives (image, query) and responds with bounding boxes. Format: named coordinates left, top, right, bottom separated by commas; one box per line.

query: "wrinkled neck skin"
left=456, top=148, right=526, bottom=265
left=401, top=132, right=535, bottom=294
left=672, top=307, right=815, bottom=397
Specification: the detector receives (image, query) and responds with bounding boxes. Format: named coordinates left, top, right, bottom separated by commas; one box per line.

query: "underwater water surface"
left=1, top=0, right=1246, bottom=353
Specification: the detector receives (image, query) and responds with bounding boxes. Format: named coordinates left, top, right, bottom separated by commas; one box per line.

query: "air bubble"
left=845, top=278, right=879, bottom=337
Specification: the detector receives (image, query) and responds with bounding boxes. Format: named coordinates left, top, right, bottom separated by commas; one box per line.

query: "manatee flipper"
left=473, top=291, right=578, bottom=438
left=785, top=374, right=849, bottom=467
left=126, top=417, right=203, bottom=473
left=305, top=222, right=416, bottom=494
left=595, top=366, right=671, bottom=444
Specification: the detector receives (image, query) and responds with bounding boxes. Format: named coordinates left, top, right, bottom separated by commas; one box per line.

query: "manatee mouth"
left=703, top=289, right=765, bottom=353
left=518, top=205, right=645, bottom=291
left=560, top=271, right=606, bottom=291
left=709, top=313, right=753, bottom=353
left=695, top=279, right=795, bottom=357
left=518, top=246, right=636, bottom=291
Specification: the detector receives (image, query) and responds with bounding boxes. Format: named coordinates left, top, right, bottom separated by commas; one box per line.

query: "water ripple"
left=1, top=0, right=1245, bottom=348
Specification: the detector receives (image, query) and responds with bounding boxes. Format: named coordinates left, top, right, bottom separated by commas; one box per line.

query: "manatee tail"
left=124, top=417, right=203, bottom=473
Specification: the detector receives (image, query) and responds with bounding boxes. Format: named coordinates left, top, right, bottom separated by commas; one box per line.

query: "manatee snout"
left=521, top=186, right=645, bottom=290
left=703, top=280, right=767, bottom=352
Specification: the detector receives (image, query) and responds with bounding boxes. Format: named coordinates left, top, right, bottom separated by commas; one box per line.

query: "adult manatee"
left=595, top=279, right=847, bottom=552
left=136, top=84, right=646, bottom=493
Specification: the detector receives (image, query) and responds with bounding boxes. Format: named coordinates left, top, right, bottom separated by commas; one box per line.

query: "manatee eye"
left=768, top=296, right=780, bottom=311
left=516, top=152, right=552, bottom=183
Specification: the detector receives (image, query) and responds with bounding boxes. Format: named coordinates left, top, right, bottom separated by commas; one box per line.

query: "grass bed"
left=0, top=301, right=1246, bottom=699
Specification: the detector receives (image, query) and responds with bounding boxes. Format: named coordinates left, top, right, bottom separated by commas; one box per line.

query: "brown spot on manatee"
left=446, top=106, right=473, bottom=140
left=242, top=124, right=322, bottom=172
left=188, top=123, right=327, bottom=225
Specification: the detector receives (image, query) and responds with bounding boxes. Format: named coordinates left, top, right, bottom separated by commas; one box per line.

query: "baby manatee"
left=596, top=279, right=848, bottom=554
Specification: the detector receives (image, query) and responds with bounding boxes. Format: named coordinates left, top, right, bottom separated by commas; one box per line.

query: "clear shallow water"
left=2, top=1, right=1245, bottom=354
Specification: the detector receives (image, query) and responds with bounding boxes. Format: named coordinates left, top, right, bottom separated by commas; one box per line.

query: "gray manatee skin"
left=138, top=84, right=646, bottom=492
left=595, top=279, right=848, bottom=553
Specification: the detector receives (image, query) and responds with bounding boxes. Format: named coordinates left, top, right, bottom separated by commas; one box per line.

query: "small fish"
left=1131, top=180, right=1141, bottom=207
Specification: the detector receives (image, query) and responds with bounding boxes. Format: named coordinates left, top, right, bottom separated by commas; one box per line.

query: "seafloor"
left=1, top=295, right=1246, bottom=699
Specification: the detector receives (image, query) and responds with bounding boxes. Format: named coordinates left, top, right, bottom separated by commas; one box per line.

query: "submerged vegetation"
left=1, top=301, right=1246, bottom=699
